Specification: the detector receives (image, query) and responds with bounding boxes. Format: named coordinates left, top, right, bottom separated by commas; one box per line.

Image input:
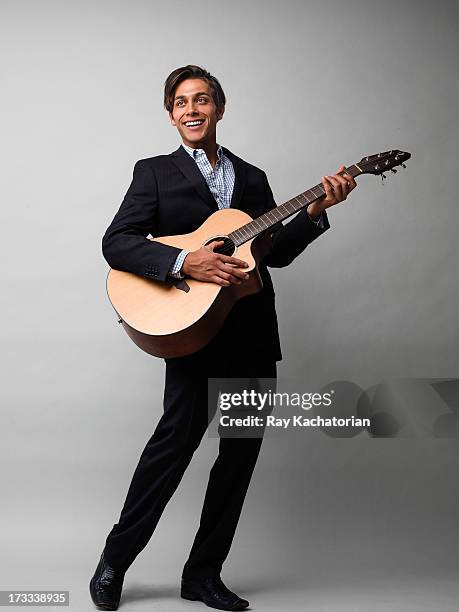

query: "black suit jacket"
left=102, top=144, right=330, bottom=361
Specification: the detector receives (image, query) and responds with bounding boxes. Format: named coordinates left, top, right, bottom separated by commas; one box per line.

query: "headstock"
left=357, top=150, right=411, bottom=178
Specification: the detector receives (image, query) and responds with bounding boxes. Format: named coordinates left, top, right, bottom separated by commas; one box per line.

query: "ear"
left=169, top=111, right=177, bottom=126
left=216, top=105, right=225, bottom=121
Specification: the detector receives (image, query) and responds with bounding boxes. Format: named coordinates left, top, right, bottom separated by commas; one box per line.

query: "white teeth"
left=185, top=120, right=204, bottom=126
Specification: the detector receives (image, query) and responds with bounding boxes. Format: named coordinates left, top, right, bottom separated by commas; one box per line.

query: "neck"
left=184, top=139, right=218, bottom=168
left=203, top=142, right=218, bottom=168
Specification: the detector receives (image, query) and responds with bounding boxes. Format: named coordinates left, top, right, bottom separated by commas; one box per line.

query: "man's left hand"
left=307, top=165, right=357, bottom=219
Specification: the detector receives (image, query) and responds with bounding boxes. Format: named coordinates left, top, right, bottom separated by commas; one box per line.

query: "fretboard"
left=229, top=164, right=362, bottom=246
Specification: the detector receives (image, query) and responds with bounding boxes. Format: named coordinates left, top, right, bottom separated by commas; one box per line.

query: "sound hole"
left=204, top=235, right=236, bottom=256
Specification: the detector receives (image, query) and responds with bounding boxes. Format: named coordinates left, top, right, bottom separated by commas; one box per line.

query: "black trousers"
left=103, top=337, right=277, bottom=579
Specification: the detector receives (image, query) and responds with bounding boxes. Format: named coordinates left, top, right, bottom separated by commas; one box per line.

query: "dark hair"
left=163, top=65, right=226, bottom=113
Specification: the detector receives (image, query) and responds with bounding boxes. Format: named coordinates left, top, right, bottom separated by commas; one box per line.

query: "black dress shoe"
left=89, top=551, right=125, bottom=611
left=181, top=575, right=249, bottom=611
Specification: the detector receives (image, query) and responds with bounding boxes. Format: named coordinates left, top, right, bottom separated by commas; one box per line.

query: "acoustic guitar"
left=106, top=149, right=411, bottom=358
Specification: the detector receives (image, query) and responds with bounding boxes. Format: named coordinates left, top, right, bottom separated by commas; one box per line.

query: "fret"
left=257, top=220, right=267, bottom=231
left=277, top=205, right=288, bottom=217
left=310, top=185, right=323, bottom=198
left=233, top=229, right=243, bottom=243
left=240, top=227, right=250, bottom=240
left=252, top=218, right=264, bottom=232
left=295, top=194, right=308, bottom=205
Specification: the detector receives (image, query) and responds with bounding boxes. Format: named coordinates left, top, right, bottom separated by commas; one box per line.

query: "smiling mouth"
left=184, top=119, right=205, bottom=130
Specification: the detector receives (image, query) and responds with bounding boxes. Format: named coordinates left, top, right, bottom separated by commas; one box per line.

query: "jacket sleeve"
left=102, top=160, right=182, bottom=282
left=261, top=171, right=330, bottom=268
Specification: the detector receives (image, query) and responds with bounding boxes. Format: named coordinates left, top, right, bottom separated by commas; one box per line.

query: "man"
left=90, top=65, right=356, bottom=611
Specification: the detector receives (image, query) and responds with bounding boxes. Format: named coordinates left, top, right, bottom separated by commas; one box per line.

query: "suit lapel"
left=169, top=145, right=218, bottom=211
left=169, top=144, right=247, bottom=212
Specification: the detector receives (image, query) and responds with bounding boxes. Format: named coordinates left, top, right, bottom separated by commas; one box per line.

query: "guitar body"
left=106, top=208, right=268, bottom=358
left=105, top=150, right=411, bottom=359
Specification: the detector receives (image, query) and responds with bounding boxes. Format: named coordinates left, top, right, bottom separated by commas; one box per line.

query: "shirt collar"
left=182, top=143, right=224, bottom=164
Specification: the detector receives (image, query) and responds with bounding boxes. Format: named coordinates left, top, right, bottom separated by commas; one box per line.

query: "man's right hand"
left=181, top=240, right=250, bottom=287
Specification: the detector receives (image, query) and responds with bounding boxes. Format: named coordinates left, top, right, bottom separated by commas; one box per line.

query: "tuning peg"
left=391, top=168, right=397, bottom=173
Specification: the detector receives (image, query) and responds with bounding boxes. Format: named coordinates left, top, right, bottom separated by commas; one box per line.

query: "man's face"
left=169, top=78, right=224, bottom=148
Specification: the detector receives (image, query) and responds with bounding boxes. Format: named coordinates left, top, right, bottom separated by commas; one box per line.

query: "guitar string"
left=208, top=194, right=322, bottom=256
left=205, top=159, right=404, bottom=257
left=210, top=164, right=361, bottom=255
left=211, top=190, right=325, bottom=255
left=185, top=157, right=403, bottom=261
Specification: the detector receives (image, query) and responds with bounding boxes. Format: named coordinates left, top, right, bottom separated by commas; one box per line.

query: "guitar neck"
left=228, top=164, right=362, bottom=246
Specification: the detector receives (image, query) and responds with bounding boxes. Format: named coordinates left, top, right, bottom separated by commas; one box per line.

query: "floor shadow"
left=120, top=575, right=298, bottom=607
left=121, top=582, right=179, bottom=604
left=233, top=573, right=302, bottom=596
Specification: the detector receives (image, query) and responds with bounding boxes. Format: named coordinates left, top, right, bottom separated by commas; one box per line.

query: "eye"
left=198, top=97, right=208, bottom=103
left=175, top=100, right=184, bottom=106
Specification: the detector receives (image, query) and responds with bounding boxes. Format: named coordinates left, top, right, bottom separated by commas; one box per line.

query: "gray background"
left=2, top=0, right=459, bottom=610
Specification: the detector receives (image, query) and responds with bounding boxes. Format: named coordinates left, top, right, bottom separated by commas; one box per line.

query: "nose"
left=185, top=101, right=198, bottom=115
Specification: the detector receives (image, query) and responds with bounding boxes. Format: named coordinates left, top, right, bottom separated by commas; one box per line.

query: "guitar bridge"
left=173, top=278, right=190, bottom=293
